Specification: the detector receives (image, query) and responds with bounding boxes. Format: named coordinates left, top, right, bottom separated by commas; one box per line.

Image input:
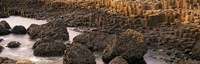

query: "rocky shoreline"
left=1, top=0, right=200, bottom=64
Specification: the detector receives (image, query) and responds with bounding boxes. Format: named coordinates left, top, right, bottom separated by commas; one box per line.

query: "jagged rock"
left=109, top=56, right=128, bottom=64
left=0, top=46, right=4, bottom=53
left=33, top=38, right=66, bottom=57
left=0, top=12, right=9, bottom=18
left=192, top=41, right=200, bottom=60
left=102, top=29, right=147, bottom=64
left=27, top=21, right=69, bottom=40
left=0, top=20, right=11, bottom=29
left=0, top=57, right=16, bottom=64
left=73, top=32, right=115, bottom=52
left=6, top=41, right=20, bottom=48
left=12, top=25, right=27, bottom=34
left=63, top=43, right=96, bottom=64
left=16, top=60, right=34, bottom=64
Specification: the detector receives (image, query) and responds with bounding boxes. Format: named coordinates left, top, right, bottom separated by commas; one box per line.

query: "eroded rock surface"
left=33, top=37, right=66, bottom=57
left=63, top=43, right=96, bottom=64
left=109, top=56, right=128, bottom=64
left=102, top=29, right=147, bottom=64
left=27, top=21, right=69, bottom=40
left=73, top=32, right=115, bottom=52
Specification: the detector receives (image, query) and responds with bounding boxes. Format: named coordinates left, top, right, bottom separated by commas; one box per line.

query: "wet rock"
left=192, top=41, right=200, bottom=60
left=109, top=56, right=128, bottom=64
left=0, top=12, right=9, bottom=18
left=73, top=32, right=115, bottom=52
left=0, top=46, right=4, bottom=53
left=0, top=20, right=11, bottom=29
left=33, top=38, right=66, bottom=57
left=27, top=21, right=69, bottom=40
left=102, top=29, right=147, bottom=64
left=16, top=60, right=34, bottom=64
left=0, top=57, right=16, bottom=64
left=0, top=29, right=11, bottom=35
left=63, top=43, right=96, bottom=64
left=0, top=38, right=3, bottom=42
left=6, top=41, right=21, bottom=48
left=12, top=25, right=27, bottom=34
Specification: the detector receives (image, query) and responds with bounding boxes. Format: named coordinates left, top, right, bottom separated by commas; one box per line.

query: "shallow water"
left=0, top=16, right=168, bottom=64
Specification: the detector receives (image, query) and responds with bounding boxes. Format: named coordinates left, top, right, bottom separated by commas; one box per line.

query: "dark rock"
left=11, top=25, right=27, bottom=34
left=6, top=41, right=20, bottom=48
left=0, top=29, right=11, bottom=35
left=0, top=46, right=4, bottom=53
left=102, top=29, right=147, bottom=64
left=109, top=56, right=128, bottom=64
left=73, top=32, right=115, bottom=52
left=0, top=12, right=9, bottom=18
left=192, top=41, right=200, bottom=60
left=0, top=38, right=3, bottom=42
left=63, top=43, right=96, bottom=64
left=27, top=21, right=69, bottom=40
left=0, top=57, right=16, bottom=64
left=0, top=20, right=11, bottom=29
left=33, top=38, right=66, bottom=57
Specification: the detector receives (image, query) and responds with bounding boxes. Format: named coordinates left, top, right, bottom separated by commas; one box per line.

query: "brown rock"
left=109, top=56, right=128, bottom=64
left=102, top=29, right=147, bottom=64
left=63, top=43, right=96, bottom=64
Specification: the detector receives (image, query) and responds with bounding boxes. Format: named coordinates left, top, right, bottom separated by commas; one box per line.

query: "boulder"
left=16, top=60, right=34, bottom=64
left=73, top=32, right=115, bottom=52
left=192, top=41, right=200, bottom=60
left=0, top=29, right=11, bottom=35
left=12, top=25, right=27, bottom=34
left=0, top=20, right=11, bottom=29
left=102, top=29, right=147, bottom=64
left=63, top=43, right=96, bottom=64
left=33, top=38, right=66, bottom=57
left=0, top=46, right=4, bottom=53
left=6, top=41, right=20, bottom=48
left=0, top=38, right=3, bottom=42
left=0, top=12, right=9, bottom=18
left=109, top=56, right=128, bottom=64
left=27, top=21, right=69, bottom=40
left=0, top=57, right=16, bottom=64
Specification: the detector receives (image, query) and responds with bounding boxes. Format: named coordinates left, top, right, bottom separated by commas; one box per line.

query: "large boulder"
left=6, top=41, right=21, bottom=48
left=0, top=12, right=9, bottom=18
left=0, top=20, right=11, bottom=35
left=192, top=41, right=200, bottom=60
left=0, top=29, right=11, bottom=35
left=33, top=38, right=66, bottom=57
left=109, top=56, right=128, bottom=64
left=0, top=20, right=11, bottom=29
left=11, top=25, right=27, bottom=34
left=73, top=32, right=115, bottom=52
left=27, top=21, right=69, bottom=40
left=63, top=43, right=96, bottom=64
left=102, top=29, right=147, bottom=64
